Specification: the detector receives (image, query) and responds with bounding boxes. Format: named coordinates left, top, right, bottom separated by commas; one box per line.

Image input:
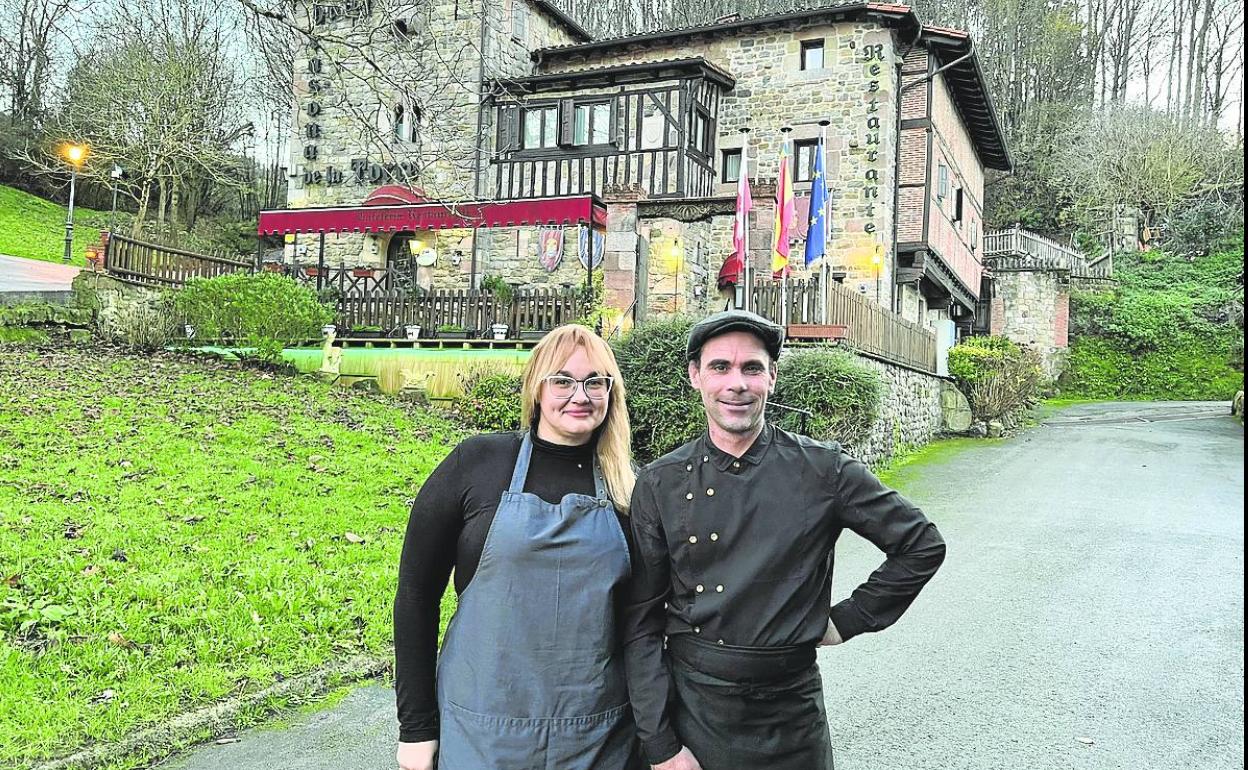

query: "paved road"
left=0, top=253, right=80, bottom=293
left=159, top=401, right=1244, bottom=770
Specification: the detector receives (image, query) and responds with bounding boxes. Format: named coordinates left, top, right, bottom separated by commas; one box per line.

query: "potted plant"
left=404, top=324, right=422, bottom=341
left=436, top=323, right=465, bottom=339
left=321, top=324, right=337, bottom=338
left=518, top=328, right=547, bottom=341
left=490, top=323, right=509, bottom=341
left=353, top=324, right=384, bottom=339
left=351, top=265, right=376, bottom=278
left=303, top=265, right=321, bottom=277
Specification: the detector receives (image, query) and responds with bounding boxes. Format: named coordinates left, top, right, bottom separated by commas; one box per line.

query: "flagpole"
left=740, top=127, right=751, bottom=313
left=819, top=119, right=831, bottom=324
left=779, top=126, right=792, bottom=328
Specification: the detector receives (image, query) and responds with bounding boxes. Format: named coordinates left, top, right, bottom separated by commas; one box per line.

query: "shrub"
left=612, top=316, right=705, bottom=462
left=949, top=336, right=1044, bottom=421
left=173, top=272, right=334, bottom=363
left=1060, top=337, right=1244, bottom=400
left=772, top=346, right=882, bottom=447
left=456, top=370, right=522, bottom=432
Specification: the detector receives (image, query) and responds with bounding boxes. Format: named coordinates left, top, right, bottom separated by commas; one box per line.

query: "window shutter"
left=497, top=106, right=519, bottom=153
left=611, top=96, right=624, bottom=147
left=559, top=98, right=575, bottom=146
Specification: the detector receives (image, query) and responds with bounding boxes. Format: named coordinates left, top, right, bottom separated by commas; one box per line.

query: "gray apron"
left=436, top=432, right=637, bottom=770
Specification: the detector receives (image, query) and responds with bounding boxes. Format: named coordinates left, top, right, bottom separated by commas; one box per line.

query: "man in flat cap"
left=622, top=309, right=947, bottom=770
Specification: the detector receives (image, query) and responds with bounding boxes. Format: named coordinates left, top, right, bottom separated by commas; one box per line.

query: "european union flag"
left=804, top=137, right=828, bottom=267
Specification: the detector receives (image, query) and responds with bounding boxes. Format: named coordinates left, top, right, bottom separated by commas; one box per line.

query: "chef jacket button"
left=686, top=463, right=693, bottom=471
left=696, top=584, right=704, bottom=593
left=702, top=455, right=709, bottom=463
left=689, top=536, right=698, bottom=544
left=716, top=585, right=724, bottom=592
left=732, top=461, right=740, bottom=469
left=706, top=488, right=715, bottom=496
left=686, top=492, right=694, bottom=500
left=717, top=639, right=724, bottom=645
left=710, top=532, right=719, bottom=541
left=694, top=626, right=701, bottom=634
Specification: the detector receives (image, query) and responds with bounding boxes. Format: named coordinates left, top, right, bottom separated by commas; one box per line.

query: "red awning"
left=717, top=252, right=743, bottom=290
left=257, top=194, right=607, bottom=235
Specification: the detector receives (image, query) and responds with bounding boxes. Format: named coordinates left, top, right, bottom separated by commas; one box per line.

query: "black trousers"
left=667, top=635, right=836, bottom=770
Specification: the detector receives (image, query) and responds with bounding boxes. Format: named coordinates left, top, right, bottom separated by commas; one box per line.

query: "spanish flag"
left=771, top=141, right=796, bottom=276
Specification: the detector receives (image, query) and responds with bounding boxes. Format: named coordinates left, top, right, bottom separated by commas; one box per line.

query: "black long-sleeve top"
left=394, top=429, right=623, bottom=743
left=622, top=424, right=947, bottom=764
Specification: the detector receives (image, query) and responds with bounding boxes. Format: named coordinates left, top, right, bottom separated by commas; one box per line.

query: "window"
left=690, top=108, right=713, bottom=155
left=800, top=39, right=824, bottom=71
left=722, top=149, right=742, bottom=183
left=937, top=163, right=949, bottom=201
left=511, top=0, right=527, bottom=42
left=971, top=219, right=979, bottom=251
left=794, top=139, right=819, bottom=182
left=953, top=187, right=965, bottom=222
left=393, top=102, right=419, bottom=143
left=522, top=106, right=557, bottom=149
left=573, top=102, right=611, bottom=146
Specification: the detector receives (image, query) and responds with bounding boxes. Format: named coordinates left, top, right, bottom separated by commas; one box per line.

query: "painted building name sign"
left=300, top=45, right=412, bottom=188
left=857, top=41, right=885, bottom=236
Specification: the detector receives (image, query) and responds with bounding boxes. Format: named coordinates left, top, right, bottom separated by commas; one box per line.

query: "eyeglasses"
left=542, top=375, right=614, bottom=400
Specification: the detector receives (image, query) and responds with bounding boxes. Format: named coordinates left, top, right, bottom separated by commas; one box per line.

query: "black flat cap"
left=687, top=309, right=785, bottom=361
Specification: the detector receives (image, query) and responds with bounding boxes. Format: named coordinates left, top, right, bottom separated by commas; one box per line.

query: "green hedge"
left=456, top=371, right=523, bottom=432
left=772, top=346, right=882, bottom=447
left=1061, top=337, right=1243, bottom=400
left=173, top=272, right=335, bottom=363
left=1061, top=240, right=1243, bottom=400
left=948, top=336, right=1044, bottom=421
left=613, top=317, right=706, bottom=462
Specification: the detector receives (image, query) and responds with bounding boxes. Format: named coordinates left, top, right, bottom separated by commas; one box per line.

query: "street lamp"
left=60, top=143, right=89, bottom=264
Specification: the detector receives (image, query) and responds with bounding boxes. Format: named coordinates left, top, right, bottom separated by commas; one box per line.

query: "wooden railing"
left=748, top=278, right=938, bottom=373
left=337, top=287, right=585, bottom=336
left=104, top=233, right=251, bottom=286
left=983, top=225, right=1113, bottom=279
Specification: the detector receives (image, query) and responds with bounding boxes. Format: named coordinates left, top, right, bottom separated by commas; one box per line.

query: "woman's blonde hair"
left=520, top=325, right=635, bottom=512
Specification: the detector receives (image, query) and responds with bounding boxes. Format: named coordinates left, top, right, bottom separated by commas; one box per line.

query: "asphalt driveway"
left=158, top=400, right=1244, bottom=770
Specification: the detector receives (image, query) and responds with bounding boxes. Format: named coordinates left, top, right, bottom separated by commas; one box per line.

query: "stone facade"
left=989, top=269, right=1071, bottom=380
left=535, top=19, right=901, bottom=300
left=279, top=0, right=582, bottom=269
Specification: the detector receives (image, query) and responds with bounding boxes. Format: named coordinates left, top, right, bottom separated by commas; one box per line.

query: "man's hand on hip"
left=652, top=746, right=703, bottom=770
left=819, top=618, right=843, bottom=646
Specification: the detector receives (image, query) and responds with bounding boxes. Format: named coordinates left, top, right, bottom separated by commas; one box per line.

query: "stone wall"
left=989, top=269, right=1070, bottom=380
left=536, top=19, right=902, bottom=304
left=848, top=353, right=949, bottom=466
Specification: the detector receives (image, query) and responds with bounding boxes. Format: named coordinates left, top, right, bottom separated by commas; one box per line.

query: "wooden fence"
left=337, top=287, right=585, bottom=336
left=104, top=233, right=252, bottom=286
left=748, top=278, right=938, bottom=373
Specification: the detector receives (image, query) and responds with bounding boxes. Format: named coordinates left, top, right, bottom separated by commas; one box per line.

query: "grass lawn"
left=0, top=184, right=116, bottom=266
left=0, top=346, right=464, bottom=767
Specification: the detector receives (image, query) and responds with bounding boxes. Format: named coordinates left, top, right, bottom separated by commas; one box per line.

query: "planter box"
left=786, top=323, right=849, bottom=341
left=351, top=268, right=375, bottom=277
left=518, top=329, right=547, bottom=341
left=436, top=330, right=466, bottom=339
left=303, top=266, right=321, bottom=277
left=352, top=329, right=384, bottom=339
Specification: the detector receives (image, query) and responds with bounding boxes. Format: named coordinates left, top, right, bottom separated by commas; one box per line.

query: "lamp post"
left=61, top=143, right=88, bottom=264
left=109, top=164, right=123, bottom=235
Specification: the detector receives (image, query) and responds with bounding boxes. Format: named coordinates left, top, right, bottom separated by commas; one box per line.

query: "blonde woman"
left=395, top=324, right=642, bottom=770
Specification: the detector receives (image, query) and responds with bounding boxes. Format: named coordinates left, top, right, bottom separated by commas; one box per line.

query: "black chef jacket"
left=622, top=424, right=947, bottom=763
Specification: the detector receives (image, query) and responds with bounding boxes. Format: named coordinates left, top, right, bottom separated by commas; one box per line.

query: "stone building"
left=274, top=1, right=1010, bottom=333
